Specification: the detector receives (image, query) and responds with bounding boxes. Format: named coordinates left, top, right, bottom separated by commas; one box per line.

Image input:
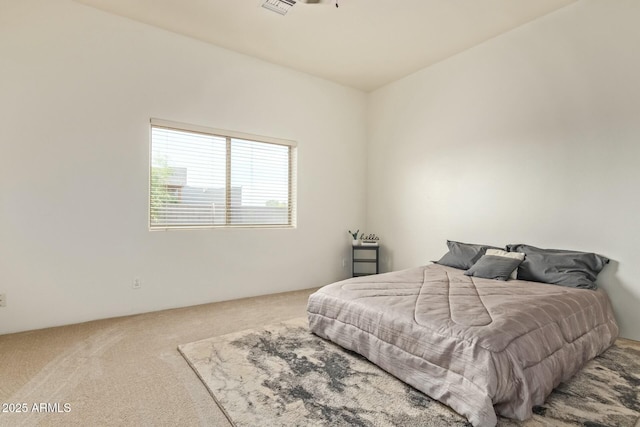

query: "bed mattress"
left=307, top=264, right=618, bottom=426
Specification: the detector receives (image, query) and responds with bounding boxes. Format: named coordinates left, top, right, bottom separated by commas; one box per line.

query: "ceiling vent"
left=262, top=0, right=296, bottom=15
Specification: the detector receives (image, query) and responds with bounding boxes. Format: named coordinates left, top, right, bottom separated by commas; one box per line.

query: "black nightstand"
left=352, top=246, right=379, bottom=277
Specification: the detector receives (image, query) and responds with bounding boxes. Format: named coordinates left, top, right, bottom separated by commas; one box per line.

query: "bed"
left=307, top=263, right=618, bottom=426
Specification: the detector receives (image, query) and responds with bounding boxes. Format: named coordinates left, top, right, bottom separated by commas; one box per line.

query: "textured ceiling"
left=75, top=0, right=577, bottom=91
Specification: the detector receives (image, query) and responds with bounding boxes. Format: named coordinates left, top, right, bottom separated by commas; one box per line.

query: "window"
left=150, top=119, right=296, bottom=229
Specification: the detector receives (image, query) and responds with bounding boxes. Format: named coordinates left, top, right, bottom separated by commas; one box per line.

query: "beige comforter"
left=307, top=264, right=618, bottom=426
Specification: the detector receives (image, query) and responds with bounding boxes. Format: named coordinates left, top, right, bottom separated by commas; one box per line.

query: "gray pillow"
left=436, top=240, right=501, bottom=270
left=465, top=255, right=523, bottom=281
left=506, top=244, right=609, bottom=290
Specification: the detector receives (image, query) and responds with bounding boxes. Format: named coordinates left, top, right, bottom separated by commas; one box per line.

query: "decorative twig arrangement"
left=348, top=229, right=380, bottom=246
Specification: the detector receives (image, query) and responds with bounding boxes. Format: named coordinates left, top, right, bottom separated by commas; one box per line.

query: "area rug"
left=178, top=317, right=640, bottom=427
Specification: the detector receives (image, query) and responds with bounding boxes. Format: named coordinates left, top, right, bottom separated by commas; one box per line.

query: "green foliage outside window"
left=150, top=157, right=176, bottom=222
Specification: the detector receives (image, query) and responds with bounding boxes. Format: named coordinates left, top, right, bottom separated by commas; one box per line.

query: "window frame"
left=149, top=118, right=297, bottom=231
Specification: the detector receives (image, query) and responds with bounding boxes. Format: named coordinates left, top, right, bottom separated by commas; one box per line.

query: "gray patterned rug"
left=178, top=318, right=640, bottom=427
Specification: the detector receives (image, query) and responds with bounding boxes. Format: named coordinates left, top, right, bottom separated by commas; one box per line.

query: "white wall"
left=0, top=0, right=367, bottom=334
left=3, top=1, right=638, bottom=341
left=367, top=0, right=640, bottom=340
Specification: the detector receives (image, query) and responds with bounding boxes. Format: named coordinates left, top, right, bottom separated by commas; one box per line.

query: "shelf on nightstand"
left=352, top=245, right=379, bottom=277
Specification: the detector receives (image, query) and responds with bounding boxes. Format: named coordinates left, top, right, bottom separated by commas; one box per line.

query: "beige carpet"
left=0, top=288, right=315, bottom=427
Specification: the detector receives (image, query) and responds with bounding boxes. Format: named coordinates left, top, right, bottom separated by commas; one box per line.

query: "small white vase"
left=352, top=239, right=359, bottom=246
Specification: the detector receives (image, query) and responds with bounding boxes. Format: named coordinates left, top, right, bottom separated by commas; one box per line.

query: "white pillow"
left=486, top=249, right=525, bottom=280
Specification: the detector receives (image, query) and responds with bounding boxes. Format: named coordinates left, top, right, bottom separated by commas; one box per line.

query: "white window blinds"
left=150, top=119, right=296, bottom=229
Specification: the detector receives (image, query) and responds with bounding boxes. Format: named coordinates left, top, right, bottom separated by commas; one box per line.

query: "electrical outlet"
left=132, top=278, right=141, bottom=290
left=342, top=258, right=346, bottom=268
left=0, top=293, right=6, bottom=307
